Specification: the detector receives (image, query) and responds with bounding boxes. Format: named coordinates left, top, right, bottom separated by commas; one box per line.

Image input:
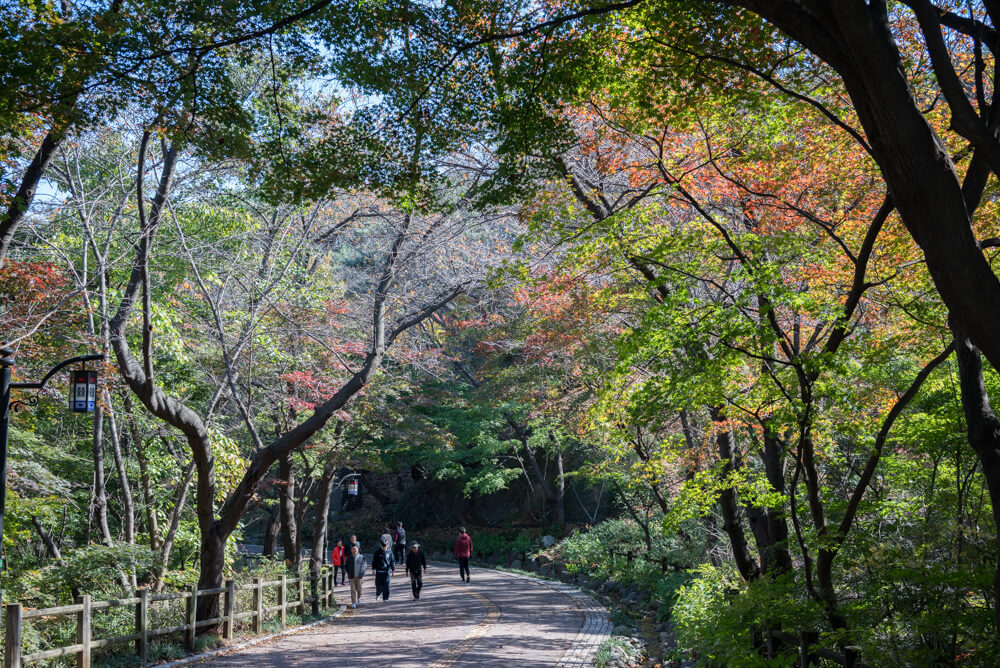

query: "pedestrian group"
left=328, top=523, right=475, bottom=608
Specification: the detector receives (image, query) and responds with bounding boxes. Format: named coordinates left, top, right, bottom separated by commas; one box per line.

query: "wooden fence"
left=3, top=567, right=336, bottom=668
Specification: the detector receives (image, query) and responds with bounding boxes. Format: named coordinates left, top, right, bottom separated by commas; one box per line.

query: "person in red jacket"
left=454, top=527, right=473, bottom=582
left=330, top=539, right=347, bottom=586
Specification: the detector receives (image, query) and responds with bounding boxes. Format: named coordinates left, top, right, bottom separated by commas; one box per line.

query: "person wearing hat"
left=372, top=536, right=395, bottom=601
left=405, top=542, right=427, bottom=600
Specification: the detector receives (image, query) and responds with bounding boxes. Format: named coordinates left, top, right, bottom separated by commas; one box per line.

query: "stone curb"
left=155, top=604, right=348, bottom=667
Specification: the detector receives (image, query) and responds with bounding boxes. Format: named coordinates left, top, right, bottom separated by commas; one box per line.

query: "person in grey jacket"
left=345, top=544, right=367, bottom=608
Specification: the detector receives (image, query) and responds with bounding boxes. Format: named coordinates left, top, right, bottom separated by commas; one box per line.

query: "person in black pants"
left=393, top=521, right=407, bottom=563
left=454, top=527, right=472, bottom=582
left=372, top=537, right=395, bottom=601
left=405, top=542, right=427, bottom=599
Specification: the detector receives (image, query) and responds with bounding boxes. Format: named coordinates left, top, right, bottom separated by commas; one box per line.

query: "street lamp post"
left=322, top=472, right=361, bottom=565
left=0, top=346, right=105, bottom=603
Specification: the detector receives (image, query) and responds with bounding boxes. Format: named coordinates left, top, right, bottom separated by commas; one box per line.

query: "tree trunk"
left=746, top=426, right=793, bottom=576
left=554, top=451, right=566, bottom=525
left=0, top=128, right=67, bottom=267
left=279, top=453, right=300, bottom=568
left=954, top=327, right=1000, bottom=634
left=711, top=407, right=760, bottom=581
left=104, top=402, right=135, bottom=545
left=91, top=406, right=113, bottom=546
left=310, top=465, right=337, bottom=612
left=263, top=507, right=281, bottom=557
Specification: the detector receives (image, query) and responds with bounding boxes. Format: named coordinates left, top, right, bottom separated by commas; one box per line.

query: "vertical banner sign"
left=69, top=370, right=98, bottom=413
left=347, top=479, right=359, bottom=496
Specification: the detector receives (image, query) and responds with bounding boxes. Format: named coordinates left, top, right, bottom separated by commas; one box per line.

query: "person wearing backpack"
left=454, top=527, right=473, bottom=583
left=372, top=537, right=395, bottom=601
left=330, top=539, right=347, bottom=586
left=393, top=522, right=407, bottom=562
left=344, top=544, right=367, bottom=608
left=405, top=542, right=427, bottom=599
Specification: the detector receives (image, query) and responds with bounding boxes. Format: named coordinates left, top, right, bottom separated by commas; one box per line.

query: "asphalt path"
left=200, top=562, right=609, bottom=667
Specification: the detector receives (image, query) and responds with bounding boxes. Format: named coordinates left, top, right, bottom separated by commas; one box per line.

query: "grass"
left=594, top=636, right=642, bottom=668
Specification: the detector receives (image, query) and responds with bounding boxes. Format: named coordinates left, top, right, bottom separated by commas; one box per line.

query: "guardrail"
left=3, top=567, right=336, bottom=668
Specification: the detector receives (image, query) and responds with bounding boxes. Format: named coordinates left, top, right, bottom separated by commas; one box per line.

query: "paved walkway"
left=201, top=563, right=611, bottom=667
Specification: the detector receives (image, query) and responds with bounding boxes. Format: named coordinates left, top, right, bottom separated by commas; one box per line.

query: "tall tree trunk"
left=105, top=402, right=135, bottom=545
left=263, top=507, right=281, bottom=557
left=554, top=450, right=566, bottom=525
left=711, top=407, right=760, bottom=582
left=310, top=465, right=337, bottom=613
left=0, top=128, right=67, bottom=267
left=279, top=453, right=300, bottom=568
left=954, top=327, right=1000, bottom=634
left=92, top=406, right=113, bottom=546
left=746, top=425, right=793, bottom=576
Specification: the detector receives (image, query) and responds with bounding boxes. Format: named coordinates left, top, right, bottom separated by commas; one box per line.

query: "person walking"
left=393, top=521, right=407, bottom=562
left=380, top=526, right=393, bottom=549
left=372, top=537, right=395, bottom=601
left=330, top=539, right=347, bottom=586
left=346, top=534, right=360, bottom=558
left=454, top=527, right=473, bottom=583
left=345, top=544, right=367, bottom=608
left=405, top=542, right=427, bottom=599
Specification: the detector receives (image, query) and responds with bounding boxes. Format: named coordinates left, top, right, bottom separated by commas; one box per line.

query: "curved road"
left=201, top=563, right=610, bottom=667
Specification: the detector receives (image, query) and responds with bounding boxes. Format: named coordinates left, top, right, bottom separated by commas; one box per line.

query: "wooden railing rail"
left=3, top=566, right=335, bottom=668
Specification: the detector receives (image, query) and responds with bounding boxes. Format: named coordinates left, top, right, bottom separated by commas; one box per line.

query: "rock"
left=612, top=625, right=630, bottom=635
left=537, top=553, right=552, bottom=566
left=541, top=535, right=556, bottom=547
left=539, top=564, right=553, bottom=576
left=510, top=559, right=522, bottom=570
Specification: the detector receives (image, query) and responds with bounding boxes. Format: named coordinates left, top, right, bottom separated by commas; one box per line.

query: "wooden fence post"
left=76, top=594, right=91, bottom=668
left=626, top=551, right=633, bottom=564
left=135, top=588, right=148, bottom=662
left=224, top=580, right=235, bottom=641
left=800, top=630, right=819, bottom=667
left=252, top=577, right=263, bottom=634
left=843, top=645, right=860, bottom=668
left=186, top=583, right=198, bottom=651
left=660, top=558, right=668, bottom=574
left=327, top=567, right=334, bottom=607
left=297, top=571, right=305, bottom=616
left=5, top=603, right=22, bottom=668
left=279, top=575, right=287, bottom=629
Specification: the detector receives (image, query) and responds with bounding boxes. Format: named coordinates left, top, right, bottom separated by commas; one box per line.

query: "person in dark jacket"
left=330, top=539, right=347, bottom=586
left=393, top=521, right=407, bottom=562
left=344, top=544, right=367, bottom=608
left=372, top=537, right=395, bottom=601
left=405, top=542, right=427, bottom=599
left=346, top=534, right=360, bottom=560
left=454, top=527, right=473, bottom=582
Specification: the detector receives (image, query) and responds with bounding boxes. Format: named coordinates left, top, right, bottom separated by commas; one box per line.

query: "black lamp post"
left=0, top=346, right=105, bottom=604
left=322, top=472, right=361, bottom=565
